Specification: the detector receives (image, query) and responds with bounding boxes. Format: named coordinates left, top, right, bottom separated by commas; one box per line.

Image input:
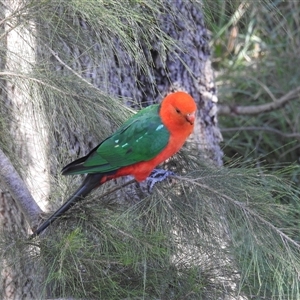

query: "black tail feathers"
left=61, top=145, right=99, bottom=175
left=61, top=155, right=88, bottom=175
left=31, top=174, right=103, bottom=238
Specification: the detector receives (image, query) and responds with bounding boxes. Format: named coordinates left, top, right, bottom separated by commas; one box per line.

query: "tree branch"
left=218, top=86, right=300, bottom=116
left=0, top=148, right=43, bottom=230
left=221, top=126, right=300, bottom=140
left=176, top=175, right=300, bottom=250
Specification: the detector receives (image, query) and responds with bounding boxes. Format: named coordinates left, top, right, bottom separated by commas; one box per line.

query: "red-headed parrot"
left=32, top=91, right=197, bottom=237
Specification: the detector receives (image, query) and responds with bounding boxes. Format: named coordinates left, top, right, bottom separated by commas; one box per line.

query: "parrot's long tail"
left=31, top=174, right=103, bottom=238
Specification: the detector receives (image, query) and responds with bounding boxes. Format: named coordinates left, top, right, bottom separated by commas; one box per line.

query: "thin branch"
left=218, top=86, right=300, bottom=116
left=45, top=44, right=97, bottom=90
left=106, top=222, right=153, bottom=249
left=174, top=175, right=300, bottom=250
left=0, top=148, right=43, bottom=228
left=44, top=44, right=135, bottom=113
left=221, top=126, right=300, bottom=140
left=0, top=71, right=77, bottom=96
left=84, top=178, right=137, bottom=206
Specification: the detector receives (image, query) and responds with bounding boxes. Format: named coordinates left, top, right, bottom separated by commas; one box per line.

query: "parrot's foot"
left=147, top=169, right=176, bottom=192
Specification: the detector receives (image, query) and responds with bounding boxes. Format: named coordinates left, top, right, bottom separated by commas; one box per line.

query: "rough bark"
left=0, top=0, right=48, bottom=297
left=35, top=0, right=223, bottom=203
left=0, top=190, right=41, bottom=299
left=0, top=148, right=42, bottom=228
left=36, top=1, right=222, bottom=169
left=0, top=0, right=224, bottom=297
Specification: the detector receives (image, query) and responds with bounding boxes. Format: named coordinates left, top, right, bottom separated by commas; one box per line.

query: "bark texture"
left=0, top=190, right=41, bottom=299
left=0, top=0, right=224, bottom=297
left=36, top=1, right=222, bottom=168
left=36, top=0, right=223, bottom=202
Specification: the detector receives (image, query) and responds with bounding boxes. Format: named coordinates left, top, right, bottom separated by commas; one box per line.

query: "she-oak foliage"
left=0, top=0, right=299, bottom=299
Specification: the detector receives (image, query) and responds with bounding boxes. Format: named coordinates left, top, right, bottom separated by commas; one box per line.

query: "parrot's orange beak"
left=186, top=112, right=195, bottom=125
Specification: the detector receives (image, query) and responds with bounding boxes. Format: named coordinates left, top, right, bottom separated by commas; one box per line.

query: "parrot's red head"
left=159, top=91, right=197, bottom=137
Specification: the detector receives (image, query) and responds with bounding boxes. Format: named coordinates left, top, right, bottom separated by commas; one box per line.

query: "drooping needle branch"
left=175, top=175, right=300, bottom=250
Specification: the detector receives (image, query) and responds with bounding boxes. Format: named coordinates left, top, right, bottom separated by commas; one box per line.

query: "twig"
left=0, top=148, right=43, bottom=228
left=44, top=44, right=135, bottom=114
left=218, top=86, right=300, bottom=116
left=106, top=222, right=153, bottom=249
left=0, top=71, right=78, bottom=96
left=172, top=175, right=300, bottom=250
left=45, top=44, right=97, bottom=90
left=221, top=126, right=300, bottom=140
left=84, top=178, right=137, bottom=206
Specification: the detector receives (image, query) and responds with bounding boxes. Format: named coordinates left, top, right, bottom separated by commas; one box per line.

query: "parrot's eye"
left=175, top=108, right=181, bottom=114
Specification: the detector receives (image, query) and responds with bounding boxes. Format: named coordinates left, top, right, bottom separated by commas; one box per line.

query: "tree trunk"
left=0, top=0, right=46, bottom=297
left=0, top=0, right=224, bottom=298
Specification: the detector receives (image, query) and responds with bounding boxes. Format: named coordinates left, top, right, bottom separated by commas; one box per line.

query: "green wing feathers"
left=62, top=104, right=170, bottom=175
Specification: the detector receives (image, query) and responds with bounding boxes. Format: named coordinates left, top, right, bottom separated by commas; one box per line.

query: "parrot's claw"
left=146, top=169, right=176, bottom=192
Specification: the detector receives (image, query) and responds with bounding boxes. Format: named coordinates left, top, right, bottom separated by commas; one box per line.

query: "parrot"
left=32, top=91, right=197, bottom=237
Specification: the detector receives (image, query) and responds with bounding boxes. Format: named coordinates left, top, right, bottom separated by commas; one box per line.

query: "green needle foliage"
left=1, top=0, right=300, bottom=299
left=3, top=158, right=300, bottom=299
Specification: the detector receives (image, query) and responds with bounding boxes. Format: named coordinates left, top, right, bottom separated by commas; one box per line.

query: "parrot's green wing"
left=62, top=104, right=170, bottom=175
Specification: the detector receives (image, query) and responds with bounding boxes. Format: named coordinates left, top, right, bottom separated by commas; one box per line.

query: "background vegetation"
left=203, top=0, right=300, bottom=183
left=0, top=0, right=300, bottom=299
